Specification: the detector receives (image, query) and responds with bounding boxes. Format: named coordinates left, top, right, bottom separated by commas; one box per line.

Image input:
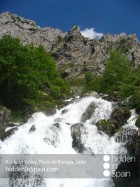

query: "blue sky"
left=0, top=0, right=140, bottom=39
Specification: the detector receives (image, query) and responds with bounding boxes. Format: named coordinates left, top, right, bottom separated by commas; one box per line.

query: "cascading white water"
left=0, top=96, right=137, bottom=187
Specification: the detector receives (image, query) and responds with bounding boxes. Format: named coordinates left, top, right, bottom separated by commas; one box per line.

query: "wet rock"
left=115, top=128, right=137, bottom=143
left=96, top=119, right=117, bottom=137
left=29, top=125, right=36, bottom=133
left=102, top=94, right=121, bottom=102
left=61, top=109, right=68, bottom=114
left=0, top=106, right=11, bottom=139
left=111, top=107, right=131, bottom=127
left=44, top=109, right=56, bottom=116
left=81, top=102, right=97, bottom=123
left=1, top=127, right=18, bottom=140
left=135, top=115, right=140, bottom=128
left=71, top=123, right=85, bottom=153
left=53, top=123, right=60, bottom=128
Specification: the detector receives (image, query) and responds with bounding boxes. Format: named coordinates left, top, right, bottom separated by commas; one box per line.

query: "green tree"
left=0, top=35, right=68, bottom=113
left=102, top=50, right=132, bottom=94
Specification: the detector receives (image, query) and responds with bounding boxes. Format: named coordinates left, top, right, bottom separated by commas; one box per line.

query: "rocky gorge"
left=0, top=12, right=140, bottom=187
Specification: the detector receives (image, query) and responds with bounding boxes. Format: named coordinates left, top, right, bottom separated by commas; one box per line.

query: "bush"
left=0, top=35, right=69, bottom=113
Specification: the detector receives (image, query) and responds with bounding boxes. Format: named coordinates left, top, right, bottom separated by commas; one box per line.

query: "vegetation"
left=0, top=35, right=69, bottom=116
left=84, top=50, right=140, bottom=111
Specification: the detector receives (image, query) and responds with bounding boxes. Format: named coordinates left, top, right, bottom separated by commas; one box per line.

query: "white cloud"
left=81, top=28, right=103, bottom=39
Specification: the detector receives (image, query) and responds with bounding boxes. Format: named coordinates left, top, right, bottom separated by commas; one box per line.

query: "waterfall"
left=0, top=96, right=137, bottom=187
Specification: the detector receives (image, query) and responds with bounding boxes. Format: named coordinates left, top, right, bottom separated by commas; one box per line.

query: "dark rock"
left=7, top=122, right=19, bottom=127
left=111, top=107, right=131, bottom=127
left=1, top=127, right=18, bottom=140
left=53, top=123, right=60, bottom=128
left=0, top=106, right=11, bottom=139
left=61, top=109, right=68, bottom=114
left=81, top=102, right=97, bottom=123
left=96, top=107, right=131, bottom=137
left=102, top=95, right=121, bottom=102
left=135, top=115, right=140, bottom=128
left=29, top=125, right=36, bottom=133
left=112, top=155, right=140, bottom=187
left=96, top=119, right=117, bottom=137
left=44, top=109, right=56, bottom=116
left=113, top=133, right=140, bottom=187
left=71, top=123, right=85, bottom=153
left=66, top=123, right=70, bottom=125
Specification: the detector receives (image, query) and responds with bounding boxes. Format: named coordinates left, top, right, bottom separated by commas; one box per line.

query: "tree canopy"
left=0, top=35, right=68, bottom=114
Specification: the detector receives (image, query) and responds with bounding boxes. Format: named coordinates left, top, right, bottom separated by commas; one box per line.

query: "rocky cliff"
left=1, top=12, right=140, bottom=80
left=52, top=26, right=140, bottom=80
left=0, top=12, right=66, bottom=51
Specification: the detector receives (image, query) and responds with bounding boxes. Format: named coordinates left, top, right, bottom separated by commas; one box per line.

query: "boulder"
left=96, top=119, right=117, bottom=137
left=71, top=123, right=85, bottom=153
left=135, top=115, right=140, bottom=128
left=61, top=109, right=68, bottom=114
left=2, top=127, right=18, bottom=140
left=102, top=94, right=121, bottom=102
left=29, top=125, right=36, bottom=133
left=111, top=107, right=131, bottom=127
left=44, top=108, right=56, bottom=116
left=81, top=102, right=97, bottom=123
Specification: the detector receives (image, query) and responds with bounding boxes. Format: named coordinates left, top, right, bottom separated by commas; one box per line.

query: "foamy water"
left=0, top=96, right=137, bottom=187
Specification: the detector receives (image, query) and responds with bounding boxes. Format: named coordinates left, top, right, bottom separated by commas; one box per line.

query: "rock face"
left=0, top=106, right=11, bottom=139
left=1, top=12, right=140, bottom=81
left=0, top=12, right=66, bottom=51
left=52, top=27, right=140, bottom=80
